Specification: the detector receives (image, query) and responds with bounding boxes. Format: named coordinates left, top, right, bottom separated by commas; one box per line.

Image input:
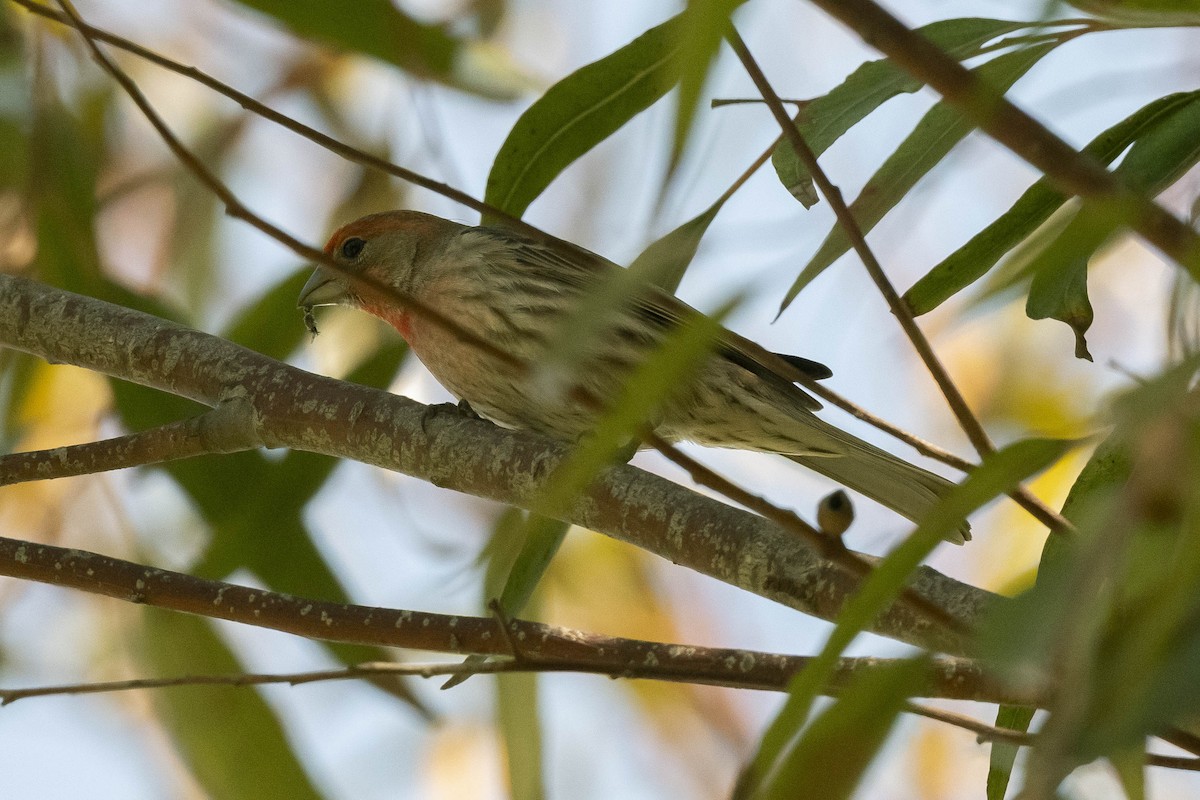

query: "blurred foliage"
left=3, top=1, right=1200, bottom=798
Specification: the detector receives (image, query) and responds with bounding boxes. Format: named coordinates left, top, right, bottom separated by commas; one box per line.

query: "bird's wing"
left=478, top=226, right=830, bottom=411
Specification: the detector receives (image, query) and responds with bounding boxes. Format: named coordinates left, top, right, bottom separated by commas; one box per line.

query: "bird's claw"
left=420, top=399, right=484, bottom=435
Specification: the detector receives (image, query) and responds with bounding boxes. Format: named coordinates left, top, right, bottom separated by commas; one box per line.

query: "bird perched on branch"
left=299, top=210, right=968, bottom=543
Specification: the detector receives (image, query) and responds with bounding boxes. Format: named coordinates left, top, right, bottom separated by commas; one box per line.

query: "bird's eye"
left=340, top=237, right=366, bottom=259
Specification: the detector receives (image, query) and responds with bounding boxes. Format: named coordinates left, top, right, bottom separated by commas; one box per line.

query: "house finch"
left=299, top=210, right=969, bottom=542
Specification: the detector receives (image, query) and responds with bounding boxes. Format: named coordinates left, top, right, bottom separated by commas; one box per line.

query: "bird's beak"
left=297, top=267, right=350, bottom=308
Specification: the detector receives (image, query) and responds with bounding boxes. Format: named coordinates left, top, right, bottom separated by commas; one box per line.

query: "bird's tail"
left=784, top=422, right=971, bottom=544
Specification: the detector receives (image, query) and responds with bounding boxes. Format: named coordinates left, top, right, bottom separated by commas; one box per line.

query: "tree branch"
left=0, top=397, right=261, bottom=485
left=0, top=274, right=994, bottom=653
left=0, top=534, right=1023, bottom=703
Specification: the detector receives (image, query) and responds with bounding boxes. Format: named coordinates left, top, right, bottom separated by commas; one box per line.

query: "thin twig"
left=726, top=28, right=1073, bottom=535
left=0, top=397, right=261, bottom=485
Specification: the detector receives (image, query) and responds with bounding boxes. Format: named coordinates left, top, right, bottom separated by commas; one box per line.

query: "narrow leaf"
left=485, top=15, right=686, bottom=220
left=753, top=657, right=930, bottom=800
left=782, top=42, right=1058, bottom=305
left=770, top=17, right=1043, bottom=207
left=142, top=610, right=322, bottom=800
left=498, top=671, right=546, bottom=800
left=669, top=0, right=746, bottom=174
left=627, top=200, right=722, bottom=293
left=1025, top=199, right=1135, bottom=360
left=987, top=705, right=1036, bottom=800
left=905, top=90, right=1200, bottom=314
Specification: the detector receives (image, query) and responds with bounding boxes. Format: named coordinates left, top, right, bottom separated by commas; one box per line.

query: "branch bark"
left=0, top=534, right=1024, bottom=703
left=0, top=274, right=995, bottom=653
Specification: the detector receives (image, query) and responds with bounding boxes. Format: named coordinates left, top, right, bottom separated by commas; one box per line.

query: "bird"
left=298, top=210, right=969, bottom=542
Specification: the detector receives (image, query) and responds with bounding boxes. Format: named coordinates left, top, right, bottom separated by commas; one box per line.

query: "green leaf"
left=627, top=199, right=723, bottom=293
left=737, top=438, right=1071, bottom=799
left=1025, top=199, right=1135, bottom=360
left=987, top=705, right=1035, bottom=800
left=484, top=15, right=686, bottom=220
left=669, top=0, right=746, bottom=175
left=229, top=0, right=507, bottom=98
left=770, top=17, right=1042, bottom=208
left=1109, top=747, right=1146, bottom=800
left=781, top=41, right=1059, bottom=305
left=904, top=91, right=1200, bottom=315
left=497, top=671, right=546, bottom=800
left=750, top=657, right=930, bottom=800
left=1067, top=0, right=1200, bottom=26
left=141, top=609, right=322, bottom=800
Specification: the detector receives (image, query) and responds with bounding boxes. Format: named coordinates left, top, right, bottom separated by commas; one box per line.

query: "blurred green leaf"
left=1067, top=0, right=1200, bottom=25
left=750, top=657, right=929, bottom=800
left=905, top=91, right=1200, bottom=315
left=479, top=295, right=733, bottom=659
left=987, top=705, right=1035, bottom=800
left=497, top=671, right=545, bottom=800
left=770, top=17, right=1041, bottom=209
left=669, top=0, right=746, bottom=175
left=738, top=437, right=1070, bottom=798
left=29, top=85, right=104, bottom=297
left=628, top=200, right=722, bottom=293
left=781, top=41, right=1058, bottom=305
left=1109, top=747, right=1146, bottom=800
left=142, top=609, right=323, bottom=800
left=230, top=0, right=506, bottom=97
left=485, top=14, right=686, bottom=220
left=496, top=514, right=570, bottom=615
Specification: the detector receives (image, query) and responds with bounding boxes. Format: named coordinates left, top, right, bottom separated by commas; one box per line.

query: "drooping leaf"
left=485, top=15, right=686, bottom=220
left=142, top=609, right=323, bottom=800
left=905, top=91, right=1200, bottom=315
left=780, top=41, right=1059, bottom=305
left=769, top=17, right=1050, bottom=208
left=749, top=657, right=930, bottom=800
